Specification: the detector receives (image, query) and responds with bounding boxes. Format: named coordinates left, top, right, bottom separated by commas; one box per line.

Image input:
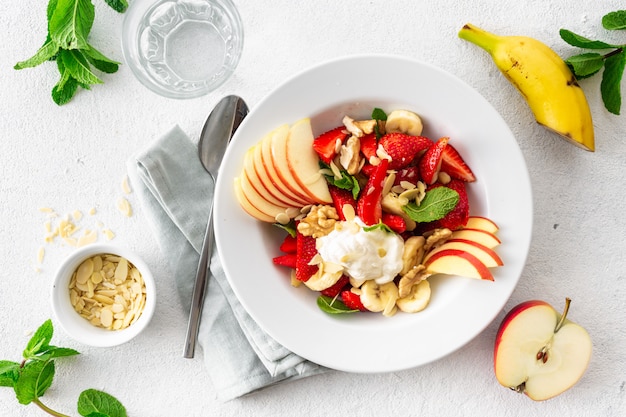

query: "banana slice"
left=304, top=262, right=343, bottom=291
left=385, top=110, right=424, bottom=136
left=360, top=280, right=399, bottom=316
left=396, top=280, right=431, bottom=313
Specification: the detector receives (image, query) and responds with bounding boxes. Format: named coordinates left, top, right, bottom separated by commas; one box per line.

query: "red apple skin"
left=423, top=248, right=494, bottom=281
left=494, top=300, right=550, bottom=362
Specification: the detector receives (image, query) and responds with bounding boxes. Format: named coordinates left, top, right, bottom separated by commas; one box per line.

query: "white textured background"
left=1, top=0, right=625, bottom=416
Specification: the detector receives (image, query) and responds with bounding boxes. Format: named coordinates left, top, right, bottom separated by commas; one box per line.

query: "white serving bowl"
left=51, top=244, right=156, bottom=347
left=214, top=54, right=533, bottom=373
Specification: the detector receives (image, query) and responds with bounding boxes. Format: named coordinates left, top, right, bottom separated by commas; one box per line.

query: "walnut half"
left=296, top=205, right=339, bottom=238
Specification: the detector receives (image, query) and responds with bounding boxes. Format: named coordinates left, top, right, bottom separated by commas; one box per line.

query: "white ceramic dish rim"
left=214, top=54, right=533, bottom=373
left=51, top=243, right=156, bottom=347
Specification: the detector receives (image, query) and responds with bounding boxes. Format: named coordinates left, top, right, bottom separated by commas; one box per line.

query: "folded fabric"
left=126, top=125, right=328, bottom=401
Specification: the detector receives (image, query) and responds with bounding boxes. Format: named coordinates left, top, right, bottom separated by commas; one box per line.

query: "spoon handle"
left=183, top=202, right=214, bottom=358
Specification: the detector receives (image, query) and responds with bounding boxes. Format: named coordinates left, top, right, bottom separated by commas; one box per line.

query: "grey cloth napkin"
left=126, top=125, right=328, bottom=401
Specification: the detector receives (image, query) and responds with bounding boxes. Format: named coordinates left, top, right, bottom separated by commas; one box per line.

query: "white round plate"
left=214, top=54, right=532, bottom=373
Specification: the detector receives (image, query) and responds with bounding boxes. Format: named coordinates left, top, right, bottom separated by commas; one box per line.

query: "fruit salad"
left=234, top=108, right=503, bottom=316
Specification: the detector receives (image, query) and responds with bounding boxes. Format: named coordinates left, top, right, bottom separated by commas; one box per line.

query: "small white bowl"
left=51, top=244, right=156, bottom=347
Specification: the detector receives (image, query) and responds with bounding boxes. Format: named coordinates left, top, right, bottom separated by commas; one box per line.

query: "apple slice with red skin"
left=494, top=298, right=592, bottom=401
left=238, top=170, right=295, bottom=219
left=423, top=248, right=494, bottom=281
left=465, top=216, right=499, bottom=234
left=285, top=118, right=332, bottom=204
left=424, top=238, right=503, bottom=268
left=451, top=228, right=501, bottom=249
left=243, top=146, right=299, bottom=208
left=234, top=177, right=275, bottom=222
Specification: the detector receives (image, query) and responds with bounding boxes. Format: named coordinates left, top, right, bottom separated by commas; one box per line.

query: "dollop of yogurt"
left=316, top=218, right=404, bottom=284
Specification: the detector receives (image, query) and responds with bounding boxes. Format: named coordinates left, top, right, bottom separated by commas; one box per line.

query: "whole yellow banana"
left=459, top=23, right=595, bottom=152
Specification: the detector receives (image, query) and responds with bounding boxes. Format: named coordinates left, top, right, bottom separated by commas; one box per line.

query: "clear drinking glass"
left=122, top=0, right=244, bottom=99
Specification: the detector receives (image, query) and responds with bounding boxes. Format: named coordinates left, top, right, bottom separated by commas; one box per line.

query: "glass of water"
left=122, top=0, right=244, bottom=99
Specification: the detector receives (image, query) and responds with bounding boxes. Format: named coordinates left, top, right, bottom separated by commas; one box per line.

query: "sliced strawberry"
left=393, top=166, right=420, bottom=186
left=360, top=133, right=378, bottom=161
left=279, top=234, right=297, bottom=254
left=382, top=213, right=406, bottom=233
left=430, top=179, right=469, bottom=230
left=441, top=143, right=476, bottom=182
left=357, top=158, right=389, bottom=225
left=360, top=163, right=376, bottom=177
left=419, top=137, right=449, bottom=185
left=312, top=126, right=348, bottom=163
left=341, top=290, right=368, bottom=311
left=379, top=133, right=432, bottom=169
left=328, top=185, right=357, bottom=221
left=295, top=232, right=318, bottom=282
left=272, top=253, right=297, bottom=269
left=320, top=275, right=350, bottom=297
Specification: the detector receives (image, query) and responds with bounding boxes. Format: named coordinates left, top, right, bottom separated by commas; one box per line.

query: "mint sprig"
left=14, top=0, right=126, bottom=105
left=0, top=319, right=127, bottom=417
left=320, top=161, right=361, bottom=200
left=560, top=10, right=626, bottom=115
left=317, top=295, right=359, bottom=314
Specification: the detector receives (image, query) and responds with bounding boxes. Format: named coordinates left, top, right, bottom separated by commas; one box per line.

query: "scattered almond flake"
left=37, top=247, right=45, bottom=264
left=102, top=229, right=115, bottom=240
left=63, top=237, right=78, bottom=247
left=72, top=210, right=83, bottom=221
left=88, top=207, right=97, bottom=215
left=95, top=220, right=104, bottom=228
left=77, top=229, right=98, bottom=247
left=38, top=207, right=54, bottom=213
left=34, top=266, right=41, bottom=273
left=116, top=197, right=132, bottom=217
left=44, top=221, right=52, bottom=233
left=121, top=175, right=132, bottom=194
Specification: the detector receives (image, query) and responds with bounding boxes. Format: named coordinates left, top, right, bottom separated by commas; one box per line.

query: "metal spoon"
left=183, top=95, right=249, bottom=358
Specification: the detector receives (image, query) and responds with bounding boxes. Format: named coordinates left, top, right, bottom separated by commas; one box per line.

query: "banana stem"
left=458, top=23, right=500, bottom=54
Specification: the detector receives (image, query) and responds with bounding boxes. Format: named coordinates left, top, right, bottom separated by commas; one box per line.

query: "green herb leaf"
left=15, top=360, right=55, bottom=405
left=0, top=361, right=20, bottom=387
left=402, top=187, right=459, bottom=223
left=14, top=40, right=60, bottom=70
left=83, top=45, right=120, bottom=74
left=601, top=51, right=626, bottom=115
left=602, top=10, right=626, bottom=30
left=52, top=69, right=80, bottom=105
left=371, top=107, right=388, bottom=121
left=363, top=222, right=393, bottom=233
left=23, top=319, right=54, bottom=359
left=317, top=296, right=358, bottom=314
left=59, top=49, right=103, bottom=85
left=565, top=52, right=606, bottom=79
left=103, top=0, right=128, bottom=13
left=559, top=29, right=619, bottom=49
left=320, top=162, right=360, bottom=199
left=77, top=389, right=128, bottom=417
left=49, top=0, right=95, bottom=50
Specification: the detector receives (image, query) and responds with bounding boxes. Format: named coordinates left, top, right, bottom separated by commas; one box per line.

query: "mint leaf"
left=49, top=0, right=95, bottom=50
left=14, top=40, right=59, bottom=70
left=602, top=10, right=626, bottom=30
left=53, top=58, right=80, bottom=105
left=317, top=296, right=358, bottom=314
left=103, top=0, right=128, bottom=13
left=363, top=222, right=393, bottom=233
left=15, top=360, right=55, bottom=405
left=320, top=162, right=360, bottom=199
left=23, top=319, right=53, bottom=359
left=565, top=52, right=605, bottom=79
left=559, top=29, right=619, bottom=49
left=402, top=187, right=459, bottom=223
left=0, top=361, right=20, bottom=387
left=371, top=107, right=387, bottom=121
left=274, top=221, right=296, bottom=237
left=601, top=51, right=626, bottom=115
left=83, top=45, right=120, bottom=73
left=77, top=389, right=127, bottom=417
left=59, top=49, right=103, bottom=85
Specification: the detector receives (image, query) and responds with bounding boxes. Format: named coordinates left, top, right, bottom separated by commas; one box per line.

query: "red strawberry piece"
left=419, top=137, right=449, bottom=185
left=441, top=143, right=476, bottom=182
left=341, top=290, right=368, bottom=312
left=279, top=234, right=297, bottom=254
left=360, top=163, right=376, bottom=177
left=313, top=126, right=348, bottom=164
left=320, top=275, right=350, bottom=297
left=360, top=133, right=378, bottom=161
left=328, top=185, right=357, bottom=221
left=430, top=179, right=469, bottom=230
left=393, top=166, right=420, bottom=186
left=295, top=232, right=318, bottom=282
left=382, top=213, right=406, bottom=233
left=272, top=253, right=297, bottom=269
left=357, top=158, right=389, bottom=225
left=379, top=133, right=432, bottom=169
